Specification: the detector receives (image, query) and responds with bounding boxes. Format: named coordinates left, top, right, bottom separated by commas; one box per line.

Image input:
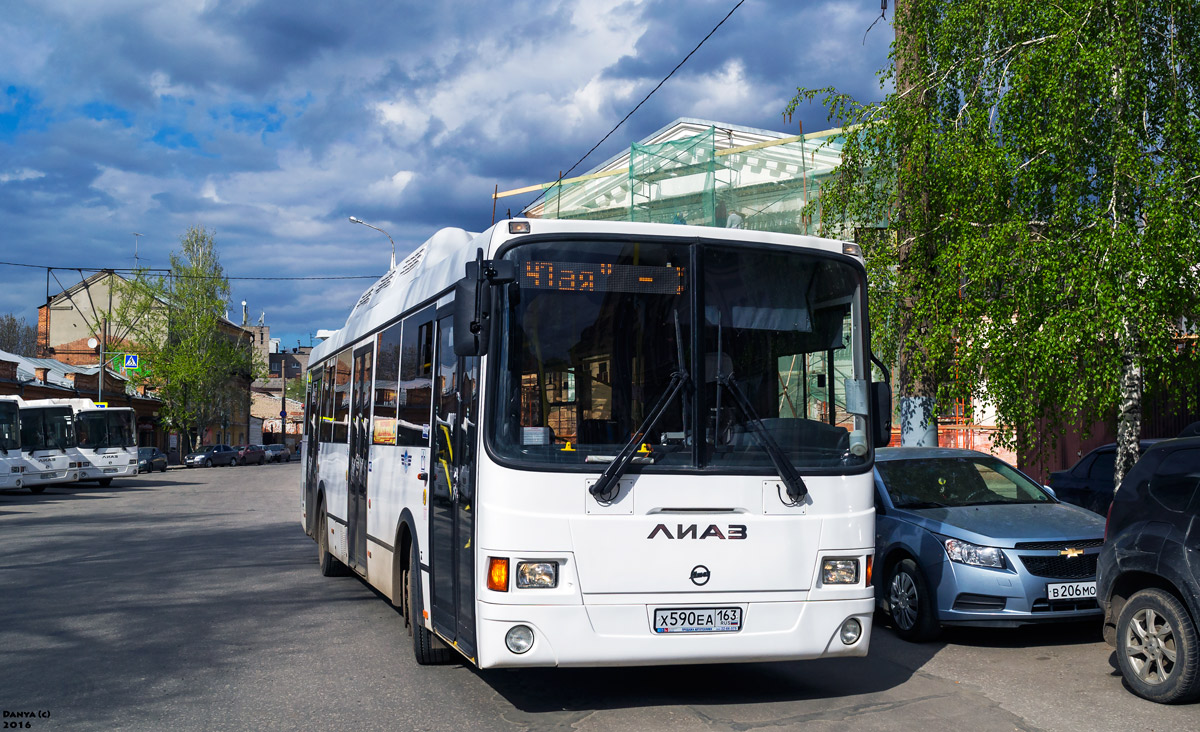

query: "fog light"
left=840, top=618, right=862, bottom=645
left=516, top=561, right=558, bottom=588
left=505, top=624, right=534, bottom=654
left=822, top=558, right=859, bottom=584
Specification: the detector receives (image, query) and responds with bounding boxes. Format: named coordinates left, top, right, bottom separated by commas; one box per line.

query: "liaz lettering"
left=646, top=524, right=747, bottom=540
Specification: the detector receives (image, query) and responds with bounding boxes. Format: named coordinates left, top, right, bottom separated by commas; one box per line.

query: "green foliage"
left=115, top=226, right=258, bottom=449
left=284, top=376, right=306, bottom=403
left=789, top=0, right=1200, bottom=468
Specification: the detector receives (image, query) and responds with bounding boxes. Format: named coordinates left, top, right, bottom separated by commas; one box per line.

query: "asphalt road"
left=1, top=464, right=1195, bottom=731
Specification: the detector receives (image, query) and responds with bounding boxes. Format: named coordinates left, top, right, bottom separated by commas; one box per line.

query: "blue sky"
left=0, top=0, right=893, bottom=350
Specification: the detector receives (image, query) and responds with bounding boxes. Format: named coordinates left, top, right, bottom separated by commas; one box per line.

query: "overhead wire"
left=520, top=0, right=747, bottom=215
left=0, top=260, right=380, bottom=280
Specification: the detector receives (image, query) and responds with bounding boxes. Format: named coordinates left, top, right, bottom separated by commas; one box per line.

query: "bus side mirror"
left=871, top=382, right=892, bottom=447
left=453, top=251, right=516, bottom=357
left=453, top=276, right=486, bottom=357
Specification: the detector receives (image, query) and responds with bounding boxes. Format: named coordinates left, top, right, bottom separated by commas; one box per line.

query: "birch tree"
left=790, top=0, right=1200, bottom=483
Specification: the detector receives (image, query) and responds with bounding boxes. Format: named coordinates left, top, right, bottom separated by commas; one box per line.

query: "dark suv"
left=1098, top=437, right=1200, bottom=704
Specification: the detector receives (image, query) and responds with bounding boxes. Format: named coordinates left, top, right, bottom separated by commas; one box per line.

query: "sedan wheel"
left=1117, top=588, right=1200, bottom=703
left=204, top=458, right=212, bottom=468
left=887, top=558, right=940, bottom=642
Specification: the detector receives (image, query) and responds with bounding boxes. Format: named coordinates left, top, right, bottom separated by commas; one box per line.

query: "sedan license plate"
left=654, top=607, right=742, bottom=634
left=1047, top=581, right=1096, bottom=600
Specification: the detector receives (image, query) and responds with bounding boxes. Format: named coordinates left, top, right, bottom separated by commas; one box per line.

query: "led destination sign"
left=521, top=261, right=685, bottom=295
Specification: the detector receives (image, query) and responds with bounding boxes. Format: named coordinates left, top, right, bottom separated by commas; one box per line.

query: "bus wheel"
left=318, top=505, right=345, bottom=577
left=98, top=478, right=113, bottom=487
left=28, top=485, right=46, bottom=494
left=408, top=551, right=452, bottom=665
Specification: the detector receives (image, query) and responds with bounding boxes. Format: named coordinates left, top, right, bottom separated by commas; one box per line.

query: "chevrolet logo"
left=1059, top=547, right=1084, bottom=558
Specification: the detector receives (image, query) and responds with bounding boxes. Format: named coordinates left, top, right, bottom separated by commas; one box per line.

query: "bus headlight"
left=505, top=625, right=534, bottom=654
left=822, top=558, right=859, bottom=584
left=515, top=561, right=558, bottom=589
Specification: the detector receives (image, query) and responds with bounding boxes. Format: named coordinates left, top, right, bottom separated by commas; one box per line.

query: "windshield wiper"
left=589, top=312, right=691, bottom=503
left=712, top=315, right=807, bottom=504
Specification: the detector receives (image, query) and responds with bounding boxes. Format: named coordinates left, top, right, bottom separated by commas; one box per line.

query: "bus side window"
left=333, top=350, right=352, bottom=443
left=373, top=321, right=403, bottom=445
left=319, top=361, right=335, bottom=443
left=396, top=306, right=436, bottom=447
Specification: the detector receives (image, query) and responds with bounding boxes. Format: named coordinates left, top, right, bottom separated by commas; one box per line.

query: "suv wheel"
left=1117, top=588, right=1200, bottom=704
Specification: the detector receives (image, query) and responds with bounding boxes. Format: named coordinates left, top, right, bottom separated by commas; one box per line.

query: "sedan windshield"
left=877, top=456, right=1052, bottom=508
left=489, top=239, right=869, bottom=473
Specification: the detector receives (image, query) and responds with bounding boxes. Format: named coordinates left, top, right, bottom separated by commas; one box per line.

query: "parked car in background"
left=874, top=448, right=1106, bottom=642
left=1098, top=437, right=1200, bottom=704
left=184, top=445, right=237, bottom=468
left=263, top=444, right=291, bottom=463
left=233, top=444, right=266, bottom=466
left=138, top=447, right=168, bottom=473
left=1049, top=440, right=1161, bottom=515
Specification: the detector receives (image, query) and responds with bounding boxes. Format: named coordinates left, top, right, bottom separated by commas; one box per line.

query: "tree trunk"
left=894, top=0, right=939, bottom=447
left=1114, top=318, right=1141, bottom=489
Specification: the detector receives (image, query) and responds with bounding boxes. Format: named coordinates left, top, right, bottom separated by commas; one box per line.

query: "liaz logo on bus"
left=647, top=524, right=747, bottom=540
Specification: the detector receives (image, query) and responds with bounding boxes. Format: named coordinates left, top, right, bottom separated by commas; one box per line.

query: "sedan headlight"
left=515, top=561, right=558, bottom=589
left=944, top=538, right=1006, bottom=568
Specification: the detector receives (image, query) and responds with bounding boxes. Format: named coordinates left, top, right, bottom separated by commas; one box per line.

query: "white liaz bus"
left=18, top=399, right=82, bottom=493
left=302, top=218, right=892, bottom=668
left=25, top=399, right=138, bottom=485
left=1, top=398, right=26, bottom=492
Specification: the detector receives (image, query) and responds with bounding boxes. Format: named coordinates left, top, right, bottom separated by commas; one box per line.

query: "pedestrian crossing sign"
left=124, top=354, right=139, bottom=369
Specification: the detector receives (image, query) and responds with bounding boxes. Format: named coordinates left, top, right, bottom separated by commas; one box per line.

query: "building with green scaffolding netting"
left=511, top=118, right=845, bottom=235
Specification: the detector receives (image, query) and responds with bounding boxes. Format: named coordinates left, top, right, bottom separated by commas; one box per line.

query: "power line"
left=0, top=260, right=380, bottom=280
left=521, top=0, right=747, bottom=214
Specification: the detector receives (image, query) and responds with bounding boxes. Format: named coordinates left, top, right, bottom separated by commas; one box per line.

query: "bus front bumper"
left=78, top=464, right=138, bottom=481
left=475, top=596, right=874, bottom=668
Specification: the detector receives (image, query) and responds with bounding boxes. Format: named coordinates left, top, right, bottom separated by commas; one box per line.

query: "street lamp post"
left=348, top=216, right=396, bottom=269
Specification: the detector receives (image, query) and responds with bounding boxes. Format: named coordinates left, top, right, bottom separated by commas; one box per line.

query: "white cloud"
left=0, top=168, right=46, bottom=183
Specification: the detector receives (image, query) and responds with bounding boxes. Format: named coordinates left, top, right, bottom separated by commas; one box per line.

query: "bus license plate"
left=1047, top=581, right=1096, bottom=600
left=42, top=472, right=59, bottom=479
left=654, top=607, right=742, bottom=634
left=103, top=468, right=119, bottom=474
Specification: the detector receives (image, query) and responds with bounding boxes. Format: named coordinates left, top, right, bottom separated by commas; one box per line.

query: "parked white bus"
left=1, top=397, right=26, bottom=492
left=18, top=400, right=81, bottom=493
left=302, top=219, right=891, bottom=668
left=25, top=399, right=138, bottom=485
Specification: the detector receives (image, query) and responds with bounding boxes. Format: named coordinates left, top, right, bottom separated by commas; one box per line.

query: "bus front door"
left=429, top=312, right=479, bottom=657
left=347, top=343, right=373, bottom=574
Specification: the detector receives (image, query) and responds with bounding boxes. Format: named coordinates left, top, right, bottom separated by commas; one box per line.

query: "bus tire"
left=29, top=484, right=46, bottom=494
left=98, top=478, right=113, bottom=487
left=408, top=551, right=452, bottom=665
left=318, top=505, right=346, bottom=577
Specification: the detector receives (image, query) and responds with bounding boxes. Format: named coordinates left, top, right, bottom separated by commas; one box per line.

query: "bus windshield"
left=20, top=407, right=77, bottom=452
left=0, top=401, right=18, bottom=452
left=489, top=239, right=869, bottom=473
left=78, top=410, right=137, bottom=448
